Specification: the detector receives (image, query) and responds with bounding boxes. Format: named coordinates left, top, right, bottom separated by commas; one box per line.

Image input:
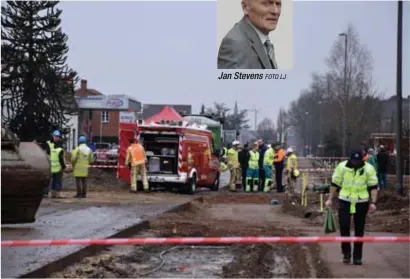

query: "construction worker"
left=227, top=140, right=240, bottom=191
left=125, top=137, right=149, bottom=192
left=246, top=142, right=260, bottom=192
left=258, top=139, right=268, bottom=191
left=273, top=143, right=286, bottom=192
left=41, top=130, right=62, bottom=196
left=366, top=148, right=378, bottom=172
left=49, top=133, right=66, bottom=198
left=263, top=143, right=275, bottom=192
left=376, top=145, right=389, bottom=189
left=239, top=143, right=250, bottom=189
left=326, top=148, right=378, bottom=265
left=71, top=136, right=93, bottom=198
left=285, top=148, right=299, bottom=195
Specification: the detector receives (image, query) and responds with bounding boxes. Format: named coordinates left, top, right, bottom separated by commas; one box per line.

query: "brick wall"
left=91, top=110, right=120, bottom=138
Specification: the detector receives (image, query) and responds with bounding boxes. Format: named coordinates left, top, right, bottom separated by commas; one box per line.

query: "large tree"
left=204, top=101, right=250, bottom=130
left=286, top=24, right=383, bottom=156
left=1, top=1, right=78, bottom=141
left=257, top=117, right=276, bottom=142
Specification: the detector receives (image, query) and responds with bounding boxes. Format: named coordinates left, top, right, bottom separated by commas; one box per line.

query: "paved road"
left=1, top=172, right=229, bottom=278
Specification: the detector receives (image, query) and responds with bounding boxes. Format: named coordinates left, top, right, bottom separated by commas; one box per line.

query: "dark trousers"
left=378, top=172, right=387, bottom=189
left=338, top=200, right=369, bottom=260
left=259, top=168, right=265, bottom=191
left=274, top=162, right=284, bottom=192
left=75, top=177, right=88, bottom=196
left=51, top=172, right=62, bottom=191
left=241, top=166, right=247, bottom=189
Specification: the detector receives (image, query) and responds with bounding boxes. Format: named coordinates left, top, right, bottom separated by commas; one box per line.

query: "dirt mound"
left=281, top=190, right=410, bottom=234
left=63, top=168, right=128, bottom=192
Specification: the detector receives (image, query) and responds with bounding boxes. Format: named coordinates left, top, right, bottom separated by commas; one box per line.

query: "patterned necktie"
left=264, top=39, right=278, bottom=69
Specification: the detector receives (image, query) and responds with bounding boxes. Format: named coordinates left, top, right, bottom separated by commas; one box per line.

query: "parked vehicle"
left=118, top=121, right=220, bottom=194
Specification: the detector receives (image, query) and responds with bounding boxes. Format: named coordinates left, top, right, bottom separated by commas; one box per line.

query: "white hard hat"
left=232, top=140, right=240, bottom=145
left=286, top=147, right=293, bottom=153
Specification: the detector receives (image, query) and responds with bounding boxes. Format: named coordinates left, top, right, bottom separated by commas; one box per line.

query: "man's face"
left=350, top=159, right=362, bottom=167
left=52, top=136, right=60, bottom=142
left=242, top=0, right=282, bottom=33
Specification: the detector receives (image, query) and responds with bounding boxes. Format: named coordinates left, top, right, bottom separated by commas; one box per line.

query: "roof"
left=145, top=106, right=183, bottom=123
left=183, top=115, right=221, bottom=126
left=142, top=104, right=191, bottom=119
left=75, top=88, right=103, bottom=96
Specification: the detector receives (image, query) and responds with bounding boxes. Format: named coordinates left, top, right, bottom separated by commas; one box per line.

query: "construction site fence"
left=2, top=236, right=410, bottom=247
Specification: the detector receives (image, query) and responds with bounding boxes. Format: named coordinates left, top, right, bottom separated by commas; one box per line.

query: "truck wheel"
left=210, top=173, right=220, bottom=192
left=184, top=174, right=196, bottom=195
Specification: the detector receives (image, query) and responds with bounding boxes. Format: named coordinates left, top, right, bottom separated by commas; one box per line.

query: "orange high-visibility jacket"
left=125, top=143, right=146, bottom=166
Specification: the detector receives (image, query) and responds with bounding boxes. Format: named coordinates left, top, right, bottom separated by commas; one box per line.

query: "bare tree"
left=286, top=24, right=384, bottom=156
left=257, top=117, right=276, bottom=141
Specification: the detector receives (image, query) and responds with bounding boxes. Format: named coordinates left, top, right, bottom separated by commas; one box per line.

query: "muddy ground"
left=50, top=193, right=331, bottom=278
left=281, top=187, right=410, bottom=234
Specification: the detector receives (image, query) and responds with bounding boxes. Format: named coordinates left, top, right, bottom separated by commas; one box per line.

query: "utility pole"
left=339, top=32, right=348, bottom=157
left=395, top=0, right=403, bottom=195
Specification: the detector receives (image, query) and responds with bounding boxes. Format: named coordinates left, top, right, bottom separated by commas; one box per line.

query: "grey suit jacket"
left=217, top=18, right=277, bottom=70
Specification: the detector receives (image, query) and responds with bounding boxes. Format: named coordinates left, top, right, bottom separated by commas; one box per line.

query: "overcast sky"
left=59, top=0, right=410, bottom=128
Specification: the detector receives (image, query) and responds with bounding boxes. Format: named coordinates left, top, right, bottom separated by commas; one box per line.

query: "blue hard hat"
left=52, top=130, right=61, bottom=137
left=78, top=136, right=86, bottom=143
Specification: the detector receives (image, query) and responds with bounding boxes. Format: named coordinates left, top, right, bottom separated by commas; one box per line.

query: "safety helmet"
left=232, top=140, right=240, bottom=146
left=52, top=130, right=61, bottom=137
left=286, top=147, right=293, bottom=153
left=78, top=136, right=86, bottom=143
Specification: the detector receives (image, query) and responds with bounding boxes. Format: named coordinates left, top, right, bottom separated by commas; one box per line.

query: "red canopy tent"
left=144, top=106, right=183, bottom=123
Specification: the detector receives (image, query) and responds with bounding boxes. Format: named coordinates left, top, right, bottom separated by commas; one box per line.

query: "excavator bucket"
left=1, top=128, right=51, bottom=224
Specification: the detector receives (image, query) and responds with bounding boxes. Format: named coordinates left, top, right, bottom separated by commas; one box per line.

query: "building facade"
left=75, top=79, right=142, bottom=144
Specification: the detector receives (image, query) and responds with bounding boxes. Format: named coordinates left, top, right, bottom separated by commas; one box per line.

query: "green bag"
left=324, top=207, right=338, bottom=234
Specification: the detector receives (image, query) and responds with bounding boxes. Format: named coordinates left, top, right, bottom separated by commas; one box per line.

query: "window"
left=101, top=110, right=109, bottom=123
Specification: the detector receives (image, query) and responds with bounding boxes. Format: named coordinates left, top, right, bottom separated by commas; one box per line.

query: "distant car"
left=94, top=142, right=112, bottom=165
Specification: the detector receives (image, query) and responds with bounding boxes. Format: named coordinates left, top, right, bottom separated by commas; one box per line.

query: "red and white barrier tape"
left=89, top=165, right=122, bottom=168
left=300, top=157, right=348, bottom=160
left=2, top=236, right=409, bottom=247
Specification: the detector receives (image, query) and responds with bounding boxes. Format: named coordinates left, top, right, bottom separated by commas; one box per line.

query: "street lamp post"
left=395, top=0, right=403, bottom=195
left=339, top=32, right=348, bottom=157
left=318, top=101, right=323, bottom=146
left=305, top=111, right=309, bottom=156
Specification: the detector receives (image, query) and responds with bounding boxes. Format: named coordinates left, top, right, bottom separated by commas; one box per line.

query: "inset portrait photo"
left=217, top=0, right=293, bottom=70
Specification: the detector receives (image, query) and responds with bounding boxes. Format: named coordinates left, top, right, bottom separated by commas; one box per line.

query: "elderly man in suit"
left=218, top=0, right=282, bottom=69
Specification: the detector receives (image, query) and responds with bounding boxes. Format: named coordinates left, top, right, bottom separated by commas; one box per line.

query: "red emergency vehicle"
left=117, top=120, right=220, bottom=194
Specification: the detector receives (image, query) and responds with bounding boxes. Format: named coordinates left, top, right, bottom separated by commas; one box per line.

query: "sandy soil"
left=50, top=193, right=331, bottom=278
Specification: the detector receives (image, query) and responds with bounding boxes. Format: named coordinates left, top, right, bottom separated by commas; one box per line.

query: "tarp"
left=145, top=106, right=183, bottom=123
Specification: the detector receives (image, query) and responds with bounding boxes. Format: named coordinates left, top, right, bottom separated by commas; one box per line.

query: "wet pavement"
left=1, top=202, right=186, bottom=278
left=1, top=172, right=230, bottom=278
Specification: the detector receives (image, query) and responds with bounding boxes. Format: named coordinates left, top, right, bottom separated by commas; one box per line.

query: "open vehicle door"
left=117, top=122, right=139, bottom=183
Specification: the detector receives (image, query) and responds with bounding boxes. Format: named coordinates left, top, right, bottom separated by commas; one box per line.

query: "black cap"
left=350, top=148, right=363, bottom=160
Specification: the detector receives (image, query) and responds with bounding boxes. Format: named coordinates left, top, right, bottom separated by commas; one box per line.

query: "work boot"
left=82, top=183, right=87, bottom=198
left=74, top=193, right=82, bottom=198
left=343, top=254, right=351, bottom=264
left=353, top=258, right=362, bottom=265
left=129, top=189, right=137, bottom=193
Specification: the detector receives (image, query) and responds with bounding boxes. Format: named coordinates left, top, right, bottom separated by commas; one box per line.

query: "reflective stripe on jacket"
left=286, top=154, right=298, bottom=170
left=125, top=143, right=146, bottom=166
left=263, top=147, right=275, bottom=165
left=50, top=147, right=63, bottom=173
left=72, top=144, right=92, bottom=177
left=47, top=140, right=55, bottom=158
left=332, top=160, right=378, bottom=212
left=248, top=150, right=260, bottom=169
left=227, top=148, right=239, bottom=167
